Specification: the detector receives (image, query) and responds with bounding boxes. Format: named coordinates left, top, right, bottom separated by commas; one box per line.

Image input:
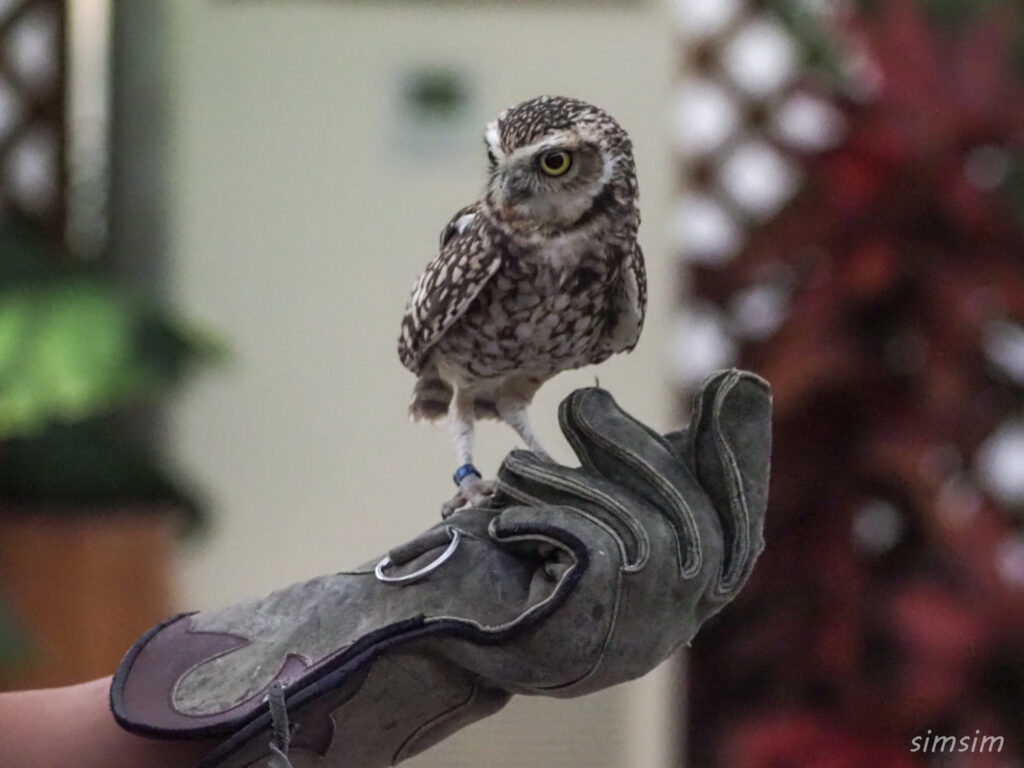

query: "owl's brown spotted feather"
left=599, top=243, right=647, bottom=358
left=398, top=95, right=644, bottom=430
left=398, top=202, right=501, bottom=376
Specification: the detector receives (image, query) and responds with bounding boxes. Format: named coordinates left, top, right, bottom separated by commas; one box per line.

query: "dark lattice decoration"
left=668, top=0, right=845, bottom=388
left=0, top=0, right=65, bottom=234
left=670, top=0, right=843, bottom=269
left=681, top=1, right=1024, bottom=765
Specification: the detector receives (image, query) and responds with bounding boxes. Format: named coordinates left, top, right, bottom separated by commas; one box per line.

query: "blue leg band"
left=453, top=463, right=482, bottom=486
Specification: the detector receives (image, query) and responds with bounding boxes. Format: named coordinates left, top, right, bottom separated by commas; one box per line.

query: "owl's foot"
left=441, top=465, right=495, bottom=518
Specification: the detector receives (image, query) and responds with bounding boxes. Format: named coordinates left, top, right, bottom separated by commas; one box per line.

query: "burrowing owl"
left=398, top=95, right=646, bottom=511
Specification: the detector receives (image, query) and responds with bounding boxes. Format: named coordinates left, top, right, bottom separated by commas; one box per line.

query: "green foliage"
left=0, top=282, right=223, bottom=437
left=770, top=0, right=850, bottom=83
left=772, top=0, right=1024, bottom=82
left=0, top=225, right=223, bottom=524
left=0, top=417, right=206, bottom=527
left=0, top=230, right=224, bottom=439
left=861, top=0, right=1002, bottom=25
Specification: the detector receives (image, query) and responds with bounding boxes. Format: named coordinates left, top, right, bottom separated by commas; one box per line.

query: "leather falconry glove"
left=111, top=368, right=771, bottom=768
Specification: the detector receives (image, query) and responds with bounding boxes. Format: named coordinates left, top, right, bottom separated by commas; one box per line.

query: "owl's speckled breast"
left=434, top=242, right=618, bottom=384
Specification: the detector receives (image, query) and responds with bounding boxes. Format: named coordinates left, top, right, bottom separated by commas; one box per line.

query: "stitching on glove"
left=497, top=474, right=646, bottom=572
left=558, top=395, right=602, bottom=474
left=490, top=511, right=626, bottom=693
left=392, top=679, right=488, bottom=763
left=498, top=457, right=650, bottom=572
left=427, top=526, right=585, bottom=637
left=710, top=372, right=752, bottom=595
left=533, top=565, right=624, bottom=694
left=566, top=393, right=702, bottom=579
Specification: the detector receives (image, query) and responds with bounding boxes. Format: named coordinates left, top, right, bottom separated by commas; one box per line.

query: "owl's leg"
left=496, top=398, right=553, bottom=463
left=442, top=388, right=495, bottom=516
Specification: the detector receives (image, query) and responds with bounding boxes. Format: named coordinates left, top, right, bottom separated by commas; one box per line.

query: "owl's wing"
left=599, top=243, right=647, bottom=356
left=398, top=204, right=502, bottom=374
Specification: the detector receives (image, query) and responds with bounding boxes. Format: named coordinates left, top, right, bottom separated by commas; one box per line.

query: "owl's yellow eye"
left=538, top=150, right=572, bottom=176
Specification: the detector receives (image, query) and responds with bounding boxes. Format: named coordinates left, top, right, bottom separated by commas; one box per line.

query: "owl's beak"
left=501, top=173, right=532, bottom=211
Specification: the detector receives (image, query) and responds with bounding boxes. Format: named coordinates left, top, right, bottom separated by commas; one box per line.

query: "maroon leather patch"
left=114, top=614, right=308, bottom=736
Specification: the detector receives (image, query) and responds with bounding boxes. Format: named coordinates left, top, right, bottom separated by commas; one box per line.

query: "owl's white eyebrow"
left=503, top=132, right=578, bottom=164
left=484, top=121, right=504, bottom=160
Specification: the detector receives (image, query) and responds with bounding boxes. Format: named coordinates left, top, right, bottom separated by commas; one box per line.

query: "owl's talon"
left=441, top=475, right=496, bottom=518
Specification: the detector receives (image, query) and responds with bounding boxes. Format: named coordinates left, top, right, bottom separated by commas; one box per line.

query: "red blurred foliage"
left=687, top=2, right=1024, bottom=765
left=719, top=713, right=919, bottom=768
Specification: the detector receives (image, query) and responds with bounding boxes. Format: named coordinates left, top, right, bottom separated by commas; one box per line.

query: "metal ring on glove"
left=374, top=528, right=462, bottom=585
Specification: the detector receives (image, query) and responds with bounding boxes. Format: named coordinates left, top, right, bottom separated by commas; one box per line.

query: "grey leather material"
left=111, top=369, right=771, bottom=768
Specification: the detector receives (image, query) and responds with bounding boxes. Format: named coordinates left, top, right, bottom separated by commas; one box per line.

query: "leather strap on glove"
left=110, top=369, right=771, bottom=768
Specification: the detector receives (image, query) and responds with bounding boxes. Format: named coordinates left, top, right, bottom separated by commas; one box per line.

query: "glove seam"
left=498, top=459, right=650, bottom=572
left=392, top=679, right=490, bottom=764
left=567, top=393, right=702, bottom=579
left=425, top=540, right=580, bottom=635
left=558, top=394, right=602, bottom=475
left=710, top=372, right=752, bottom=595
left=528, top=564, right=624, bottom=695
left=490, top=510, right=622, bottom=693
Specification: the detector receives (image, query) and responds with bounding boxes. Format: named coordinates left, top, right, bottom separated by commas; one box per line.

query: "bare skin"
left=0, top=676, right=217, bottom=768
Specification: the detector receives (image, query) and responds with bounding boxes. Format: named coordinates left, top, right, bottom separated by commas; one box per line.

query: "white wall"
left=163, top=2, right=678, bottom=766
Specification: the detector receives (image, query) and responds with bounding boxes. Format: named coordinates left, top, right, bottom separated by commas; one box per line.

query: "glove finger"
left=497, top=452, right=652, bottom=572
left=555, top=388, right=720, bottom=580
left=487, top=504, right=635, bottom=691
left=689, top=369, right=771, bottom=597
left=488, top=503, right=623, bottom=609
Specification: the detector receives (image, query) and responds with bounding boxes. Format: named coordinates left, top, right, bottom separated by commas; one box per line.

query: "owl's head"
left=483, top=96, right=636, bottom=233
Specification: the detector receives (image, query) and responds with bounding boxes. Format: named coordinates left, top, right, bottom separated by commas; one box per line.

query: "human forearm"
left=0, top=676, right=213, bottom=768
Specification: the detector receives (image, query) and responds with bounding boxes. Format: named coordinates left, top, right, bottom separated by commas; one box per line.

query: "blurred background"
left=0, top=0, right=1022, bottom=766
